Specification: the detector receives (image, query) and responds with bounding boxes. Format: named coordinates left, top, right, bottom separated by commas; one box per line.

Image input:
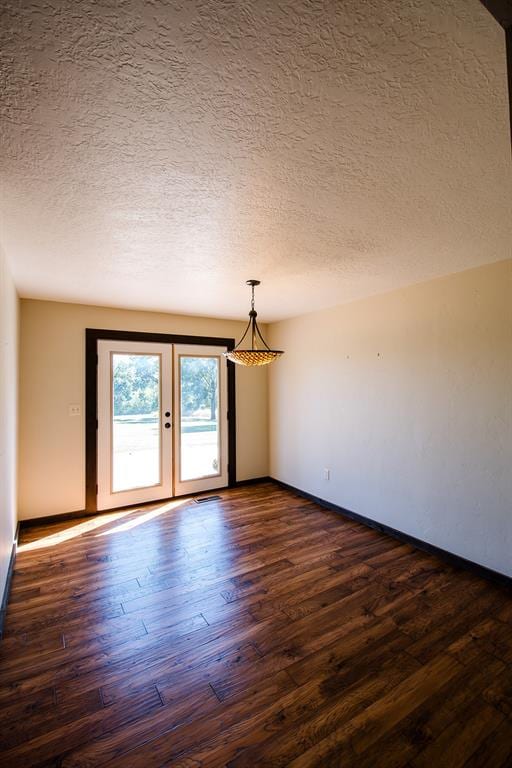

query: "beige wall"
left=0, top=248, right=18, bottom=598
left=19, top=300, right=268, bottom=519
left=268, top=260, right=512, bottom=577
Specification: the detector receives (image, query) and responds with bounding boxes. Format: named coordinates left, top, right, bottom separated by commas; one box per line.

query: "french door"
left=96, top=339, right=228, bottom=511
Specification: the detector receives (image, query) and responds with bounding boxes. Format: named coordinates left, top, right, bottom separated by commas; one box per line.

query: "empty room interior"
left=1, top=0, right=512, bottom=766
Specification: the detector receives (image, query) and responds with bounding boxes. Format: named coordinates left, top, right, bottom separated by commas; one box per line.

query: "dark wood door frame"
left=479, top=0, right=512, bottom=28
left=478, top=0, right=512, bottom=149
left=85, top=328, right=236, bottom=514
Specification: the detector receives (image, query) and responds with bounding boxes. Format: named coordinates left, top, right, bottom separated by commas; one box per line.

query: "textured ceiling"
left=1, top=0, right=510, bottom=321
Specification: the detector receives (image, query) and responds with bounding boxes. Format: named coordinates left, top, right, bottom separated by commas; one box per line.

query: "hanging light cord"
left=232, top=282, right=272, bottom=353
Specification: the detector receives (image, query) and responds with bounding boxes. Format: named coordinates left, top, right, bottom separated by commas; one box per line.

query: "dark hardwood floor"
left=1, top=482, right=511, bottom=767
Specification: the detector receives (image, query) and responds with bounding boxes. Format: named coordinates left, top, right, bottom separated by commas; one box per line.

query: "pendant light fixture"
left=224, top=280, right=284, bottom=367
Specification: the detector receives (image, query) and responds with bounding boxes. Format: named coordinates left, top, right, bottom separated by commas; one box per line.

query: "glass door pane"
left=173, top=344, right=228, bottom=496
left=179, top=356, right=220, bottom=481
left=112, top=353, right=161, bottom=492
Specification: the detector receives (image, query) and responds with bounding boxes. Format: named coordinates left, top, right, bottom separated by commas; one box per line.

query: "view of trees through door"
left=179, top=356, right=220, bottom=481
left=112, top=354, right=161, bottom=492
left=112, top=353, right=220, bottom=489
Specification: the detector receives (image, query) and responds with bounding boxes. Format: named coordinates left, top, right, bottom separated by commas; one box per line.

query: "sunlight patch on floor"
left=17, top=510, right=134, bottom=552
left=96, top=498, right=188, bottom=536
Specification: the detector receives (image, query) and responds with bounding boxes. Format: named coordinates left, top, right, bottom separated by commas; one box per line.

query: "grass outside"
left=112, top=414, right=219, bottom=491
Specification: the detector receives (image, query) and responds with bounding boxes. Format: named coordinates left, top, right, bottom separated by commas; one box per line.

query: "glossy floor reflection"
left=1, top=482, right=512, bottom=767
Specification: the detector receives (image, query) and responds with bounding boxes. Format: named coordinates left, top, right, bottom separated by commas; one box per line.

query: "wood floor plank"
left=285, top=653, right=463, bottom=768
left=0, top=682, right=163, bottom=768
left=0, top=482, right=510, bottom=768
left=411, top=696, right=503, bottom=768
left=353, top=651, right=506, bottom=768
left=225, top=653, right=422, bottom=768
left=462, top=718, right=512, bottom=768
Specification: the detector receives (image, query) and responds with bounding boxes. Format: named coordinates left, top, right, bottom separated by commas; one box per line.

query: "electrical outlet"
left=323, top=468, right=330, bottom=481
left=68, top=404, right=81, bottom=416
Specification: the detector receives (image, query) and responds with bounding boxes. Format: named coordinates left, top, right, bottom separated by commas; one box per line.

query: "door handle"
left=165, top=411, right=171, bottom=417
left=164, top=422, right=171, bottom=429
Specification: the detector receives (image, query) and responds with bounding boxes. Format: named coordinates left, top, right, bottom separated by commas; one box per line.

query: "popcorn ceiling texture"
left=0, top=0, right=510, bottom=320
